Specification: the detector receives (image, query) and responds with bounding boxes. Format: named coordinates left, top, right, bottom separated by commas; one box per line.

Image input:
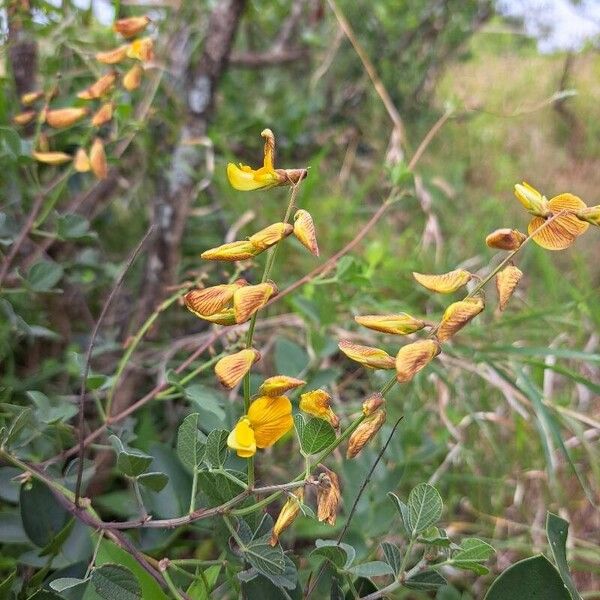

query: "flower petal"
left=201, top=240, right=261, bottom=262
left=113, top=16, right=151, bottom=38
left=249, top=222, right=293, bottom=250
left=354, top=313, right=426, bottom=335
left=95, top=45, right=129, bottom=64
left=32, top=151, right=72, bottom=165
left=248, top=395, right=293, bottom=448
left=45, top=107, right=87, bottom=129
left=90, top=138, right=108, bottom=180
left=413, top=269, right=472, bottom=294
left=395, top=340, right=440, bottom=383
left=233, top=282, right=277, bottom=324
left=437, top=296, right=485, bottom=342
left=496, top=265, right=523, bottom=311
left=214, top=349, right=260, bottom=389
left=338, top=340, right=395, bottom=369
left=299, top=389, right=339, bottom=428
left=227, top=163, right=266, bottom=191
left=227, top=418, right=256, bottom=458
left=184, top=280, right=247, bottom=317
left=293, top=209, right=319, bottom=256
left=258, top=375, right=306, bottom=396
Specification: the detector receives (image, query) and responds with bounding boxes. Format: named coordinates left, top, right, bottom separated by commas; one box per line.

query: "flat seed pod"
left=528, top=193, right=589, bottom=250
left=437, top=296, right=485, bottom=342
left=496, top=265, right=523, bottom=311
left=233, top=282, right=277, bottom=324
left=354, top=313, right=426, bottom=335
left=293, top=209, right=319, bottom=256
left=338, top=340, right=395, bottom=369
left=395, top=339, right=440, bottom=383
left=413, top=269, right=472, bottom=294
left=215, top=349, right=260, bottom=389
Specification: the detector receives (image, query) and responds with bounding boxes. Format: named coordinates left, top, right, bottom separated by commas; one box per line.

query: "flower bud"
left=184, top=280, right=247, bottom=318
left=123, top=64, right=144, bottom=91
left=90, top=138, right=108, bottom=180
left=317, top=467, right=341, bottom=525
left=44, top=107, right=87, bottom=129
left=113, top=16, right=151, bottom=38
left=127, top=37, right=154, bottom=62
left=13, top=111, right=36, bottom=126
left=395, top=339, right=440, bottom=383
left=74, top=148, right=90, bottom=172
left=214, top=348, right=261, bottom=389
left=293, top=209, right=319, bottom=256
left=91, top=102, right=114, bottom=127
left=347, top=409, right=386, bottom=459
left=96, top=45, right=129, bottom=64
left=299, top=389, right=339, bottom=428
left=514, top=182, right=551, bottom=217
left=78, top=72, right=117, bottom=100
left=355, top=313, right=426, bottom=336
left=233, top=281, right=278, bottom=324
left=413, top=269, right=472, bottom=294
left=576, top=205, right=600, bottom=227
left=21, top=91, right=43, bottom=106
left=362, top=392, right=384, bottom=416
left=258, top=375, right=306, bottom=397
left=201, top=240, right=262, bottom=262
left=496, top=265, right=523, bottom=311
left=338, top=340, right=395, bottom=370
left=485, top=228, right=527, bottom=251
left=437, top=296, right=485, bottom=342
left=269, top=488, right=304, bottom=546
left=32, top=151, right=72, bottom=165
left=248, top=222, right=293, bottom=250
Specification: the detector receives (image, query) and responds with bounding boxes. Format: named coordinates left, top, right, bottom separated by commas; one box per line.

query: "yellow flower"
left=338, top=340, right=395, bottom=370
left=227, top=129, right=307, bottom=191
left=362, top=392, right=384, bottom=416
left=293, top=209, right=319, bottom=256
left=201, top=240, right=262, bottom=262
left=354, top=313, right=426, bottom=336
left=184, top=280, right=247, bottom=319
left=258, top=375, right=306, bottom=396
left=233, top=281, right=277, bottom=324
left=299, top=389, right=339, bottom=428
left=576, top=205, right=600, bottom=227
left=74, top=148, right=90, bottom=173
left=248, top=222, right=293, bottom=250
left=413, top=269, right=472, bottom=294
left=90, top=138, right=108, bottom=180
left=44, top=107, right=88, bottom=129
left=127, top=37, right=154, bottom=62
left=514, top=182, right=550, bottom=217
left=91, top=102, right=114, bottom=127
left=437, top=296, right=485, bottom=342
left=215, top=348, right=260, bottom=389
left=270, top=488, right=304, bottom=546
left=227, top=395, right=293, bottom=458
left=32, top=151, right=72, bottom=165
left=13, top=111, right=36, bottom=126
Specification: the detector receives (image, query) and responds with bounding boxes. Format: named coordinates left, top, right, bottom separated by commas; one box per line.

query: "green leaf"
left=137, top=472, right=169, bottom=492
left=196, top=471, right=246, bottom=508
left=295, top=415, right=336, bottom=455
left=347, top=561, right=393, bottom=578
left=314, top=539, right=355, bottom=569
left=3, top=407, right=32, bottom=448
left=311, top=545, right=347, bottom=569
left=91, top=564, right=142, bottom=600
left=244, top=541, right=286, bottom=578
left=0, top=571, right=16, bottom=597
left=185, top=385, right=226, bottom=421
left=110, top=435, right=153, bottom=477
left=484, top=555, right=571, bottom=600
left=187, top=564, right=222, bottom=600
left=381, top=542, right=401, bottom=575
left=49, top=576, right=89, bottom=599
left=330, top=577, right=344, bottom=600
left=418, top=526, right=451, bottom=547
left=27, top=390, right=77, bottom=424
left=56, top=214, right=92, bottom=240
left=20, top=479, right=69, bottom=547
left=449, top=538, right=495, bottom=575
left=388, top=492, right=410, bottom=534
left=39, top=518, right=75, bottom=557
left=407, top=483, right=443, bottom=535
left=274, top=338, right=310, bottom=376
left=204, top=429, right=229, bottom=468
left=176, top=413, right=206, bottom=471
left=546, top=513, right=581, bottom=600
left=25, top=261, right=64, bottom=292
left=405, top=570, right=448, bottom=590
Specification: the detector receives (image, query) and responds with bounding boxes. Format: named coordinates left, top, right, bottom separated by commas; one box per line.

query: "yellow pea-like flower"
left=113, top=16, right=151, bottom=38
left=258, top=375, right=306, bottom=397
left=96, top=45, right=129, bottom=64
left=514, top=182, right=550, bottom=217
left=299, top=389, right=339, bottom=428
left=90, top=138, right=108, bottom=180
left=32, top=151, right=72, bottom=165
left=127, top=37, right=154, bottom=62
left=201, top=240, right=262, bottom=262
left=184, top=280, right=247, bottom=318
left=528, top=193, right=589, bottom=251
left=226, top=417, right=256, bottom=458
left=354, top=313, right=426, bottom=335
left=437, top=296, right=485, bottom=342
left=293, top=209, right=319, bottom=256
left=233, top=281, right=277, bottom=324
left=248, top=222, right=293, bottom=250
left=13, top=111, right=36, bottom=126
left=91, top=102, right=114, bottom=127
left=485, top=228, right=527, bottom=251
left=269, top=488, right=304, bottom=546
left=496, top=265, right=523, bottom=311
left=338, top=340, right=395, bottom=370
left=395, top=339, right=440, bottom=383
left=316, top=466, right=341, bottom=525
left=413, top=269, right=472, bottom=294
left=214, top=348, right=260, bottom=389
left=576, top=205, right=600, bottom=227
left=123, top=64, right=144, bottom=91
left=78, top=72, right=117, bottom=100
left=346, top=409, right=386, bottom=459
left=74, top=148, right=91, bottom=173
left=44, top=107, right=87, bottom=129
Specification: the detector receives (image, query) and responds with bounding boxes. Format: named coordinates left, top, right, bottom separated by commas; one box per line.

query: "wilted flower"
left=32, top=151, right=71, bottom=165
left=299, top=389, right=339, bottom=428
left=437, top=296, right=485, bottom=342
left=317, top=467, right=341, bottom=525
left=347, top=409, right=386, bottom=459
left=227, top=395, right=293, bottom=458
left=44, top=107, right=87, bottom=129
left=214, top=348, right=260, bottom=389
left=90, top=138, right=108, bottom=180
left=362, top=392, right=384, bottom=416
left=514, top=182, right=550, bottom=217
left=248, top=222, right=293, bottom=250
left=227, top=129, right=307, bottom=191
left=78, top=72, right=117, bottom=100
left=96, top=45, right=129, bottom=64
left=413, top=269, right=472, bottom=294
left=233, top=282, right=277, bottom=324
left=258, top=375, right=306, bottom=396
left=113, top=16, right=151, bottom=38
left=123, top=64, right=143, bottom=91
left=184, top=280, right=247, bottom=319
left=127, top=37, right=154, bottom=62
left=74, top=148, right=91, bottom=172
left=293, top=209, right=319, bottom=256
left=201, top=240, right=262, bottom=262
left=395, top=339, right=440, bottom=383
left=270, top=488, right=304, bottom=546
left=485, top=228, right=527, bottom=251
left=354, top=313, right=426, bottom=335
left=13, top=111, right=36, bottom=126
left=528, top=193, right=589, bottom=250
left=338, top=340, right=395, bottom=370
left=91, top=102, right=113, bottom=127
left=496, top=265, right=523, bottom=311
